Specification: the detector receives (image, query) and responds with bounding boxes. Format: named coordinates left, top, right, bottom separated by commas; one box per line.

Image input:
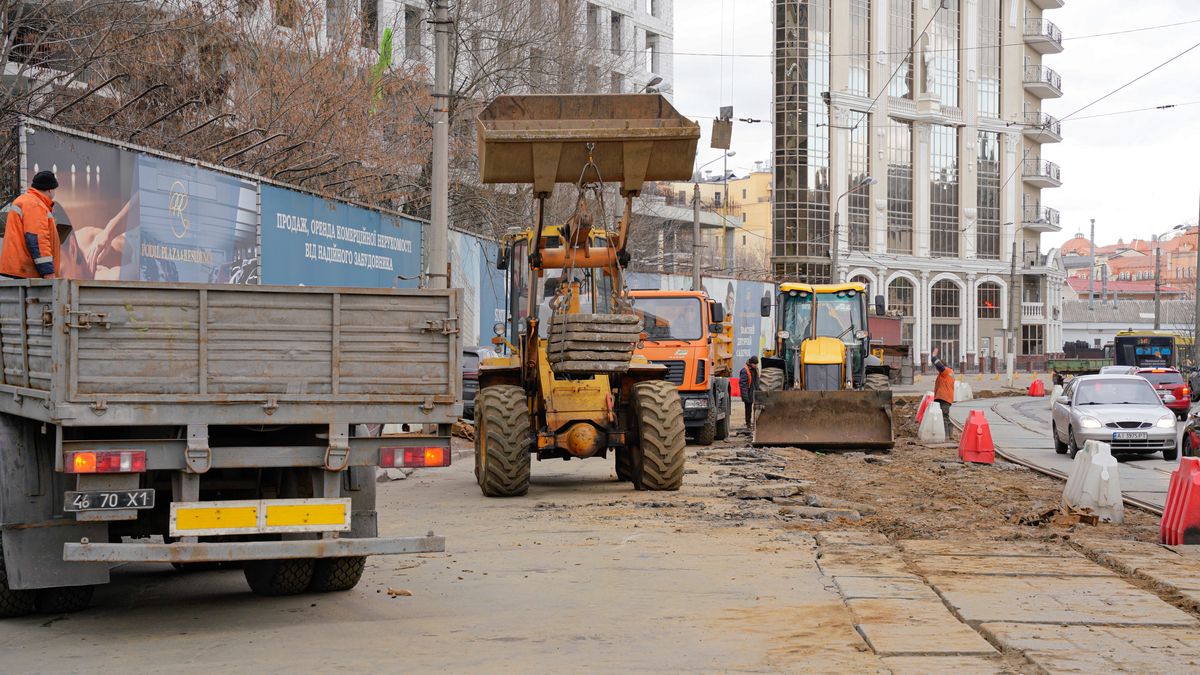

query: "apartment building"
left=772, top=0, right=1067, bottom=367
left=662, top=168, right=774, bottom=277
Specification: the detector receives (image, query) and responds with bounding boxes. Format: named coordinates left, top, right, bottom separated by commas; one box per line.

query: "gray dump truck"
left=0, top=280, right=460, bottom=616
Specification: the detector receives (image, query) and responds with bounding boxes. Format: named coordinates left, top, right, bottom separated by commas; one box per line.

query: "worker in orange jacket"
left=931, top=346, right=955, bottom=439
left=2, top=171, right=61, bottom=279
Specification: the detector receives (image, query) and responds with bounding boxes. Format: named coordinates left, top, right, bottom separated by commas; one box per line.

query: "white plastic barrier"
left=1062, top=440, right=1124, bottom=523
left=1049, top=384, right=1063, bottom=410
left=918, top=402, right=947, bottom=443
left=954, top=381, right=974, bottom=402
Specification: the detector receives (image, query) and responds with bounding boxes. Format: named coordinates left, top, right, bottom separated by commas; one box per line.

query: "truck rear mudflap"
left=63, top=534, right=445, bottom=563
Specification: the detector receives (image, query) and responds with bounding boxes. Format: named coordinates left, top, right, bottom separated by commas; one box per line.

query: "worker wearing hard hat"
left=1, top=171, right=61, bottom=278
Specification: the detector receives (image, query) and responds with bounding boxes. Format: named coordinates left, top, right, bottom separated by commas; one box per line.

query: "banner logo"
left=168, top=180, right=190, bottom=239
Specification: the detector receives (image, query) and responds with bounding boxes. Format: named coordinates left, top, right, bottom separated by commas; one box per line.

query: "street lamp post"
left=692, top=151, right=735, bottom=291
left=1152, top=224, right=1187, bottom=330
left=831, top=176, right=877, bottom=284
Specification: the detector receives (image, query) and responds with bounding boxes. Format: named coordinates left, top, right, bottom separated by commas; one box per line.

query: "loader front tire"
left=476, top=385, right=532, bottom=497
left=632, top=380, right=686, bottom=491
left=760, top=367, right=785, bottom=393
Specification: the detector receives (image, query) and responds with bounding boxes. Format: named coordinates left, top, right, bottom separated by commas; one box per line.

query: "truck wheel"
left=760, top=367, right=785, bottom=392
left=615, top=448, right=634, bottom=482
left=714, top=384, right=731, bottom=441
left=243, top=559, right=315, bottom=597
left=631, top=380, right=686, bottom=491
left=309, top=556, right=366, bottom=592
left=693, top=399, right=718, bottom=446
left=35, top=585, right=94, bottom=614
left=475, top=385, right=532, bottom=497
left=0, top=543, right=35, bottom=618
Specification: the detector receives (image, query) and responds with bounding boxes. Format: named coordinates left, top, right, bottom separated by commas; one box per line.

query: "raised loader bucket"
left=476, top=94, right=700, bottom=194
left=752, top=390, right=895, bottom=450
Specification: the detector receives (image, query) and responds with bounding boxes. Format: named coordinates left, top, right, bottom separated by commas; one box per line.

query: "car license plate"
left=1112, top=431, right=1148, bottom=441
left=64, top=489, right=155, bottom=512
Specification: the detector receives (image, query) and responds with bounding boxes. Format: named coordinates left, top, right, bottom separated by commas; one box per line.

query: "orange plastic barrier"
left=1028, top=379, right=1045, bottom=397
left=1162, top=457, right=1200, bottom=545
left=916, top=393, right=933, bottom=424
left=958, top=409, right=995, bottom=464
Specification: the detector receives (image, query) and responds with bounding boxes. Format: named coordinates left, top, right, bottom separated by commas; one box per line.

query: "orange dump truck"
left=630, top=290, right=731, bottom=445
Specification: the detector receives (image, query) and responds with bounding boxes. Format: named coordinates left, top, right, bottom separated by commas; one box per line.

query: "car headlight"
left=684, top=398, right=708, bottom=410
left=1157, top=415, right=1177, bottom=428
left=1079, top=416, right=1102, bottom=429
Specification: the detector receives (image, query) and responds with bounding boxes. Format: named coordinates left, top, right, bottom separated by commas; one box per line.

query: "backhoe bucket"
left=752, top=390, right=894, bottom=450
left=476, top=94, right=700, bottom=194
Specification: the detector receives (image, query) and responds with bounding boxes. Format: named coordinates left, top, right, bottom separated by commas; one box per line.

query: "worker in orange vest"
left=1, top=171, right=61, bottom=279
left=931, top=346, right=955, bottom=439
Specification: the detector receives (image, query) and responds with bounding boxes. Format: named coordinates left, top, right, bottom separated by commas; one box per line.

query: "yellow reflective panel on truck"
left=265, top=502, right=348, bottom=528
left=170, top=498, right=352, bottom=537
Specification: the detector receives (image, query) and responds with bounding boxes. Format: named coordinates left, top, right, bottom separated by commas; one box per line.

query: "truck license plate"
left=65, top=489, right=155, bottom=512
left=1112, top=431, right=1148, bottom=441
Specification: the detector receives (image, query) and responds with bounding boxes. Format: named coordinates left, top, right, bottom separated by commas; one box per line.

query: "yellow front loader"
left=754, top=282, right=894, bottom=450
left=472, top=94, right=701, bottom=497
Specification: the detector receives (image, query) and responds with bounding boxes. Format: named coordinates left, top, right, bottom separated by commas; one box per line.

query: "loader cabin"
left=760, top=282, right=886, bottom=390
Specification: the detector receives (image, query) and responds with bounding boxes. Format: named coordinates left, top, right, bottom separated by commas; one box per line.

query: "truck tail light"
left=66, top=450, right=147, bottom=474
left=380, top=446, right=450, bottom=468
left=1183, top=387, right=1191, bottom=397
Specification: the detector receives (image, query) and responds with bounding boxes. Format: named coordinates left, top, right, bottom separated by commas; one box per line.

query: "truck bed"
left=0, top=280, right=461, bottom=426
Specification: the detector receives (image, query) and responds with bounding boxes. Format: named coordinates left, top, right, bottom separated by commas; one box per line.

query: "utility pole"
left=428, top=0, right=450, bottom=289
left=1194, top=190, right=1200, bottom=365
left=1087, top=218, right=1095, bottom=310
left=1007, top=239, right=1018, bottom=387
left=692, top=182, right=702, bottom=290
left=1154, top=235, right=1162, bottom=329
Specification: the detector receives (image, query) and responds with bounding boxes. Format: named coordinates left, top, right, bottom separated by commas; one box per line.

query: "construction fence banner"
left=258, top=184, right=421, bottom=288
left=22, top=125, right=257, bottom=283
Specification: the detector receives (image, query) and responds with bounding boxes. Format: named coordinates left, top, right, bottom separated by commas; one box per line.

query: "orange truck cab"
left=630, top=290, right=731, bottom=445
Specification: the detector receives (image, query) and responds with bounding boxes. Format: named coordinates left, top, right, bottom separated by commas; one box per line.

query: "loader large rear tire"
left=632, top=380, right=686, bottom=491
left=760, top=367, right=785, bottom=393
left=476, top=385, right=532, bottom=497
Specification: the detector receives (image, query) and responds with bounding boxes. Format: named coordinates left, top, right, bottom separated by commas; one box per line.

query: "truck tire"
left=0, top=543, right=35, bottom=618
left=865, top=373, right=891, bottom=391
left=35, top=585, right=94, bottom=614
left=760, top=367, right=785, bottom=392
left=632, top=380, right=686, bottom=491
left=309, top=556, right=366, bottom=592
left=714, top=383, right=731, bottom=441
left=475, top=385, right=532, bottom=497
left=615, top=448, right=634, bottom=482
left=244, top=559, right=315, bottom=597
left=693, top=399, right=718, bottom=446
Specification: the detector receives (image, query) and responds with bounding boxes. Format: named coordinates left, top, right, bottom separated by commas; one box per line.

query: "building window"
left=886, top=119, right=913, bottom=255
left=887, top=277, right=914, bottom=316
left=273, top=0, right=299, bottom=27
left=976, top=131, right=1001, bottom=260
left=772, top=0, right=832, bottom=282
left=978, top=282, right=1001, bottom=319
left=848, top=0, right=870, bottom=96
left=928, top=0, right=960, bottom=106
left=978, top=0, right=1002, bottom=117
left=360, top=1, right=380, bottom=47
left=848, top=111, right=871, bottom=252
left=931, top=324, right=960, bottom=365
left=931, top=279, right=960, bottom=318
left=713, top=191, right=722, bottom=208
left=611, top=12, right=623, bottom=55
left=586, top=4, right=600, bottom=48
left=742, top=188, right=747, bottom=200
left=889, top=0, right=914, bottom=99
left=1022, top=325, right=1045, bottom=355
left=610, top=72, right=624, bottom=93
left=645, top=32, right=660, bottom=72
left=404, top=7, right=422, bottom=60
left=930, top=125, right=959, bottom=257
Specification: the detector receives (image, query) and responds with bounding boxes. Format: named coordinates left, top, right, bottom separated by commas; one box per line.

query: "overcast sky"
left=673, top=0, right=1200, bottom=251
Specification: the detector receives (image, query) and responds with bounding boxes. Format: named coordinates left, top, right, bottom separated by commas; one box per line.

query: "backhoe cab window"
left=815, top=292, right=866, bottom=341
left=633, top=297, right=703, bottom=341
left=781, top=292, right=813, bottom=342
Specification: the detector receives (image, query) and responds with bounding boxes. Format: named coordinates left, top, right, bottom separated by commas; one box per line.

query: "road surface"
left=951, top=395, right=1196, bottom=513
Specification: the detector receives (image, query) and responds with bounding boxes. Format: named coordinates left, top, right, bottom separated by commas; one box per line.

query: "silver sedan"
left=1050, top=374, right=1178, bottom=460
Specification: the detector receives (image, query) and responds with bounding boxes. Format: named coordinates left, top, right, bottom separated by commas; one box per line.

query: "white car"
left=1050, top=374, right=1178, bottom=460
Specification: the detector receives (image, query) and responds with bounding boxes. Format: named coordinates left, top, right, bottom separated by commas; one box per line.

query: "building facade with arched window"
left=773, top=0, right=1067, bottom=368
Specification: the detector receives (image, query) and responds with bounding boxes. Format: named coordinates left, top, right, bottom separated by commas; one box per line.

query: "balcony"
left=1022, top=111, right=1062, bottom=143
left=1024, top=18, right=1063, bottom=54
left=1022, top=302, right=1047, bottom=320
left=1030, top=0, right=1065, bottom=9
left=1022, top=204, right=1061, bottom=233
left=1022, top=159, right=1062, bottom=188
left=1023, top=65, right=1062, bottom=98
